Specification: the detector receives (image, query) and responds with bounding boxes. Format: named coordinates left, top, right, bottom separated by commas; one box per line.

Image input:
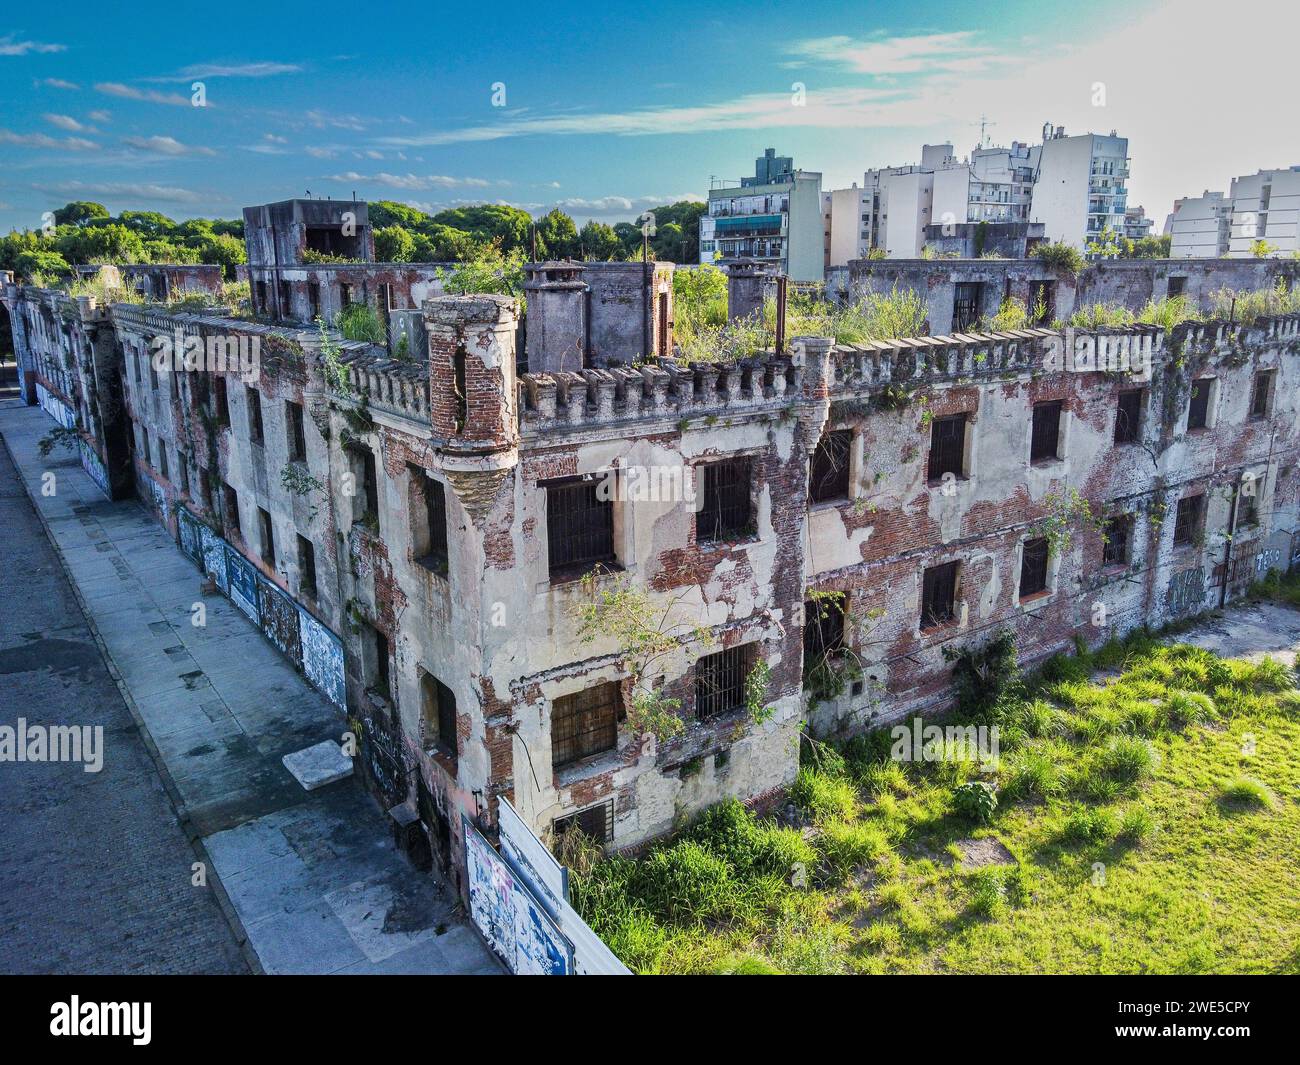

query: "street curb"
left=0, top=423, right=266, bottom=977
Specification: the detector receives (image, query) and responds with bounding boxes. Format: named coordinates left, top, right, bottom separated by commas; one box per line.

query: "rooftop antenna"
left=976, top=114, right=996, bottom=149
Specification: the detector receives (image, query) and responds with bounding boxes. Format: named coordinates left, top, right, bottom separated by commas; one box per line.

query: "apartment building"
left=1226, top=168, right=1300, bottom=257
left=700, top=148, right=825, bottom=281
left=1168, top=191, right=1232, bottom=258
left=1029, top=127, right=1130, bottom=249
left=6, top=218, right=1299, bottom=904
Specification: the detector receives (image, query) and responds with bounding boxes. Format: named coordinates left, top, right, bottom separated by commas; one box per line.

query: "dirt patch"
left=955, top=836, right=1014, bottom=867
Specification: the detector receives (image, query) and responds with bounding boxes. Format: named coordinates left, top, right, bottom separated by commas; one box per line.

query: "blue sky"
left=1, top=0, right=1296, bottom=233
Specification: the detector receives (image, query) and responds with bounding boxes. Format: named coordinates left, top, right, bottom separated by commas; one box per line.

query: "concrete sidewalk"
left=1, top=399, right=498, bottom=975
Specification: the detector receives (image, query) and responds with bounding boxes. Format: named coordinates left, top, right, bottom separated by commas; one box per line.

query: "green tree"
left=374, top=225, right=417, bottom=262
left=16, top=249, right=72, bottom=278
left=53, top=201, right=110, bottom=227
left=118, top=211, right=176, bottom=238
left=578, top=220, right=622, bottom=260
left=535, top=208, right=579, bottom=260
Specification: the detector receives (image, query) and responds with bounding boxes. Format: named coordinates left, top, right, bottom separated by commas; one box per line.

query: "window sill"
left=546, top=561, right=623, bottom=589
left=1029, top=456, right=1064, bottom=469
left=415, top=554, right=449, bottom=579
left=697, top=533, right=760, bottom=553
left=809, top=496, right=850, bottom=510
left=1017, top=588, right=1052, bottom=606
left=918, top=616, right=961, bottom=637
left=554, top=747, right=624, bottom=786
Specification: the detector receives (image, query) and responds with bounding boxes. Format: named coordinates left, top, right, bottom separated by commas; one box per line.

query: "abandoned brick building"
left=5, top=201, right=1299, bottom=901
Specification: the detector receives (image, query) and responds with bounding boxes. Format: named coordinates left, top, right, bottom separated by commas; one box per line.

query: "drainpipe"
left=642, top=259, right=651, bottom=363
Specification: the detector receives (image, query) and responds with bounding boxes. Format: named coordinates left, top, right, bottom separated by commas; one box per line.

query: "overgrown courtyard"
left=567, top=595, right=1300, bottom=975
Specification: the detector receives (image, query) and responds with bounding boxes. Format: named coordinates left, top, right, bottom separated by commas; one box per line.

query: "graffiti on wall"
left=35, top=382, right=109, bottom=497
left=224, top=546, right=259, bottom=621
left=464, top=822, right=572, bottom=975
left=300, top=608, right=345, bottom=708
left=1168, top=566, right=1206, bottom=615
left=260, top=580, right=304, bottom=668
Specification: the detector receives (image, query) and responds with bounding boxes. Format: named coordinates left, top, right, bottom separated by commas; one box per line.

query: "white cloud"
left=122, top=135, right=216, bottom=156
left=325, top=171, right=492, bottom=191
left=0, top=128, right=99, bottom=151
left=86, top=109, right=111, bottom=123
left=784, top=31, right=1004, bottom=75
left=0, top=35, right=65, bottom=56
left=95, top=82, right=191, bottom=106
left=168, top=61, right=301, bottom=79
left=43, top=113, right=94, bottom=132
left=34, top=180, right=208, bottom=205
left=37, top=77, right=79, bottom=90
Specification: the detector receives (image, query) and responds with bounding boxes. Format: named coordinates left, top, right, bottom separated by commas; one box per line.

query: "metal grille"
left=1102, top=516, right=1131, bottom=566
left=1030, top=401, right=1062, bottom=462
left=803, top=595, right=846, bottom=671
left=929, top=415, right=966, bottom=482
left=1187, top=380, right=1211, bottom=429
left=1019, top=537, right=1050, bottom=598
left=695, top=645, right=749, bottom=720
left=1114, top=389, right=1142, bottom=444
left=1251, top=372, right=1272, bottom=418
left=554, top=800, right=614, bottom=847
left=551, top=682, right=620, bottom=768
left=546, top=477, right=614, bottom=574
left=953, top=282, right=982, bottom=332
left=698, top=457, right=752, bottom=541
left=1174, top=495, right=1203, bottom=545
left=921, top=561, right=959, bottom=628
left=810, top=430, right=852, bottom=502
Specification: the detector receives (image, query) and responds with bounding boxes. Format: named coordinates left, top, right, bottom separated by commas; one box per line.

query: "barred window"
left=1102, top=516, right=1133, bottom=566
left=546, top=476, right=614, bottom=577
left=1174, top=495, right=1203, bottom=545
left=416, top=474, right=449, bottom=575
left=1030, top=401, right=1062, bottom=462
left=1114, top=389, right=1143, bottom=444
left=810, top=429, right=852, bottom=502
left=695, top=645, right=751, bottom=720
left=554, top=800, right=613, bottom=848
left=698, top=457, right=752, bottom=542
left=953, top=282, right=982, bottom=332
left=921, top=561, right=959, bottom=628
left=551, top=682, right=621, bottom=768
left=929, top=414, right=966, bottom=482
left=1019, top=537, right=1050, bottom=599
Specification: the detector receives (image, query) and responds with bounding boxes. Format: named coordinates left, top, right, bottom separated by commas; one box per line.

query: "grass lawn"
left=569, top=624, right=1300, bottom=974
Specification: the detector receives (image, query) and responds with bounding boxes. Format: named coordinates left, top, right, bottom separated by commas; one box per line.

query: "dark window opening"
left=1114, top=389, right=1143, bottom=444
left=247, top=387, right=263, bottom=444
left=213, top=376, right=229, bottom=426
left=1250, top=371, right=1273, bottom=419
left=546, top=477, right=614, bottom=577
left=158, top=446, right=169, bottom=480
left=356, top=447, right=379, bottom=528
left=698, top=457, right=753, bottom=542
left=1019, top=537, right=1050, bottom=599
left=308, top=281, right=320, bottom=321
left=1239, top=494, right=1259, bottom=528
left=297, top=535, right=317, bottom=596
left=223, top=483, right=240, bottom=533
left=953, top=282, right=982, bottom=332
left=421, top=673, right=457, bottom=760
left=255, top=280, right=268, bottom=314
left=554, top=801, right=613, bottom=848
left=1029, top=280, right=1055, bottom=322
left=1030, top=400, right=1062, bottom=462
left=695, top=644, right=751, bottom=721
left=304, top=225, right=362, bottom=258
left=369, top=628, right=391, bottom=699
left=1187, top=379, right=1211, bottom=430
left=286, top=400, right=307, bottom=462
left=929, top=414, right=966, bottom=482
left=452, top=346, right=468, bottom=433
left=415, top=473, right=449, bottom=575
left=1166, top=275, right=1187, bottom=298
left=258, top=507, right=275, bottom=566
left=810, top=429, right=853, bottom=503
left=551, top=682, right=621, bottom=768
left=1102, top=515, right=1133, bottom=566
left=804, top=594, right=846, bottom=673
left=921, top=561, right=959, bottom=629
left=1174, top=495, right=1203, bottom=545
left=278, top=280, right=291, bottom=320
left=340, top=283, right=354, bottom=308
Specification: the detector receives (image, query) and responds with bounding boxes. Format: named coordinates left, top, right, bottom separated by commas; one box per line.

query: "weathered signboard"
left=464, top=821, right=572, bottom=975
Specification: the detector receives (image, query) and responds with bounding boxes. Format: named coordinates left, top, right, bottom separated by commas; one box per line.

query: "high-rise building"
left=1226, top=167, right=1300, bottom=257
left=1028, top=126, right=1130, bottom=249
left=698, top=148, right=825, bottom=281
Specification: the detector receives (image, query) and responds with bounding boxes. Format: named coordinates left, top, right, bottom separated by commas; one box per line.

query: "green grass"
left=571, top=634, right=1300, bottom=974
